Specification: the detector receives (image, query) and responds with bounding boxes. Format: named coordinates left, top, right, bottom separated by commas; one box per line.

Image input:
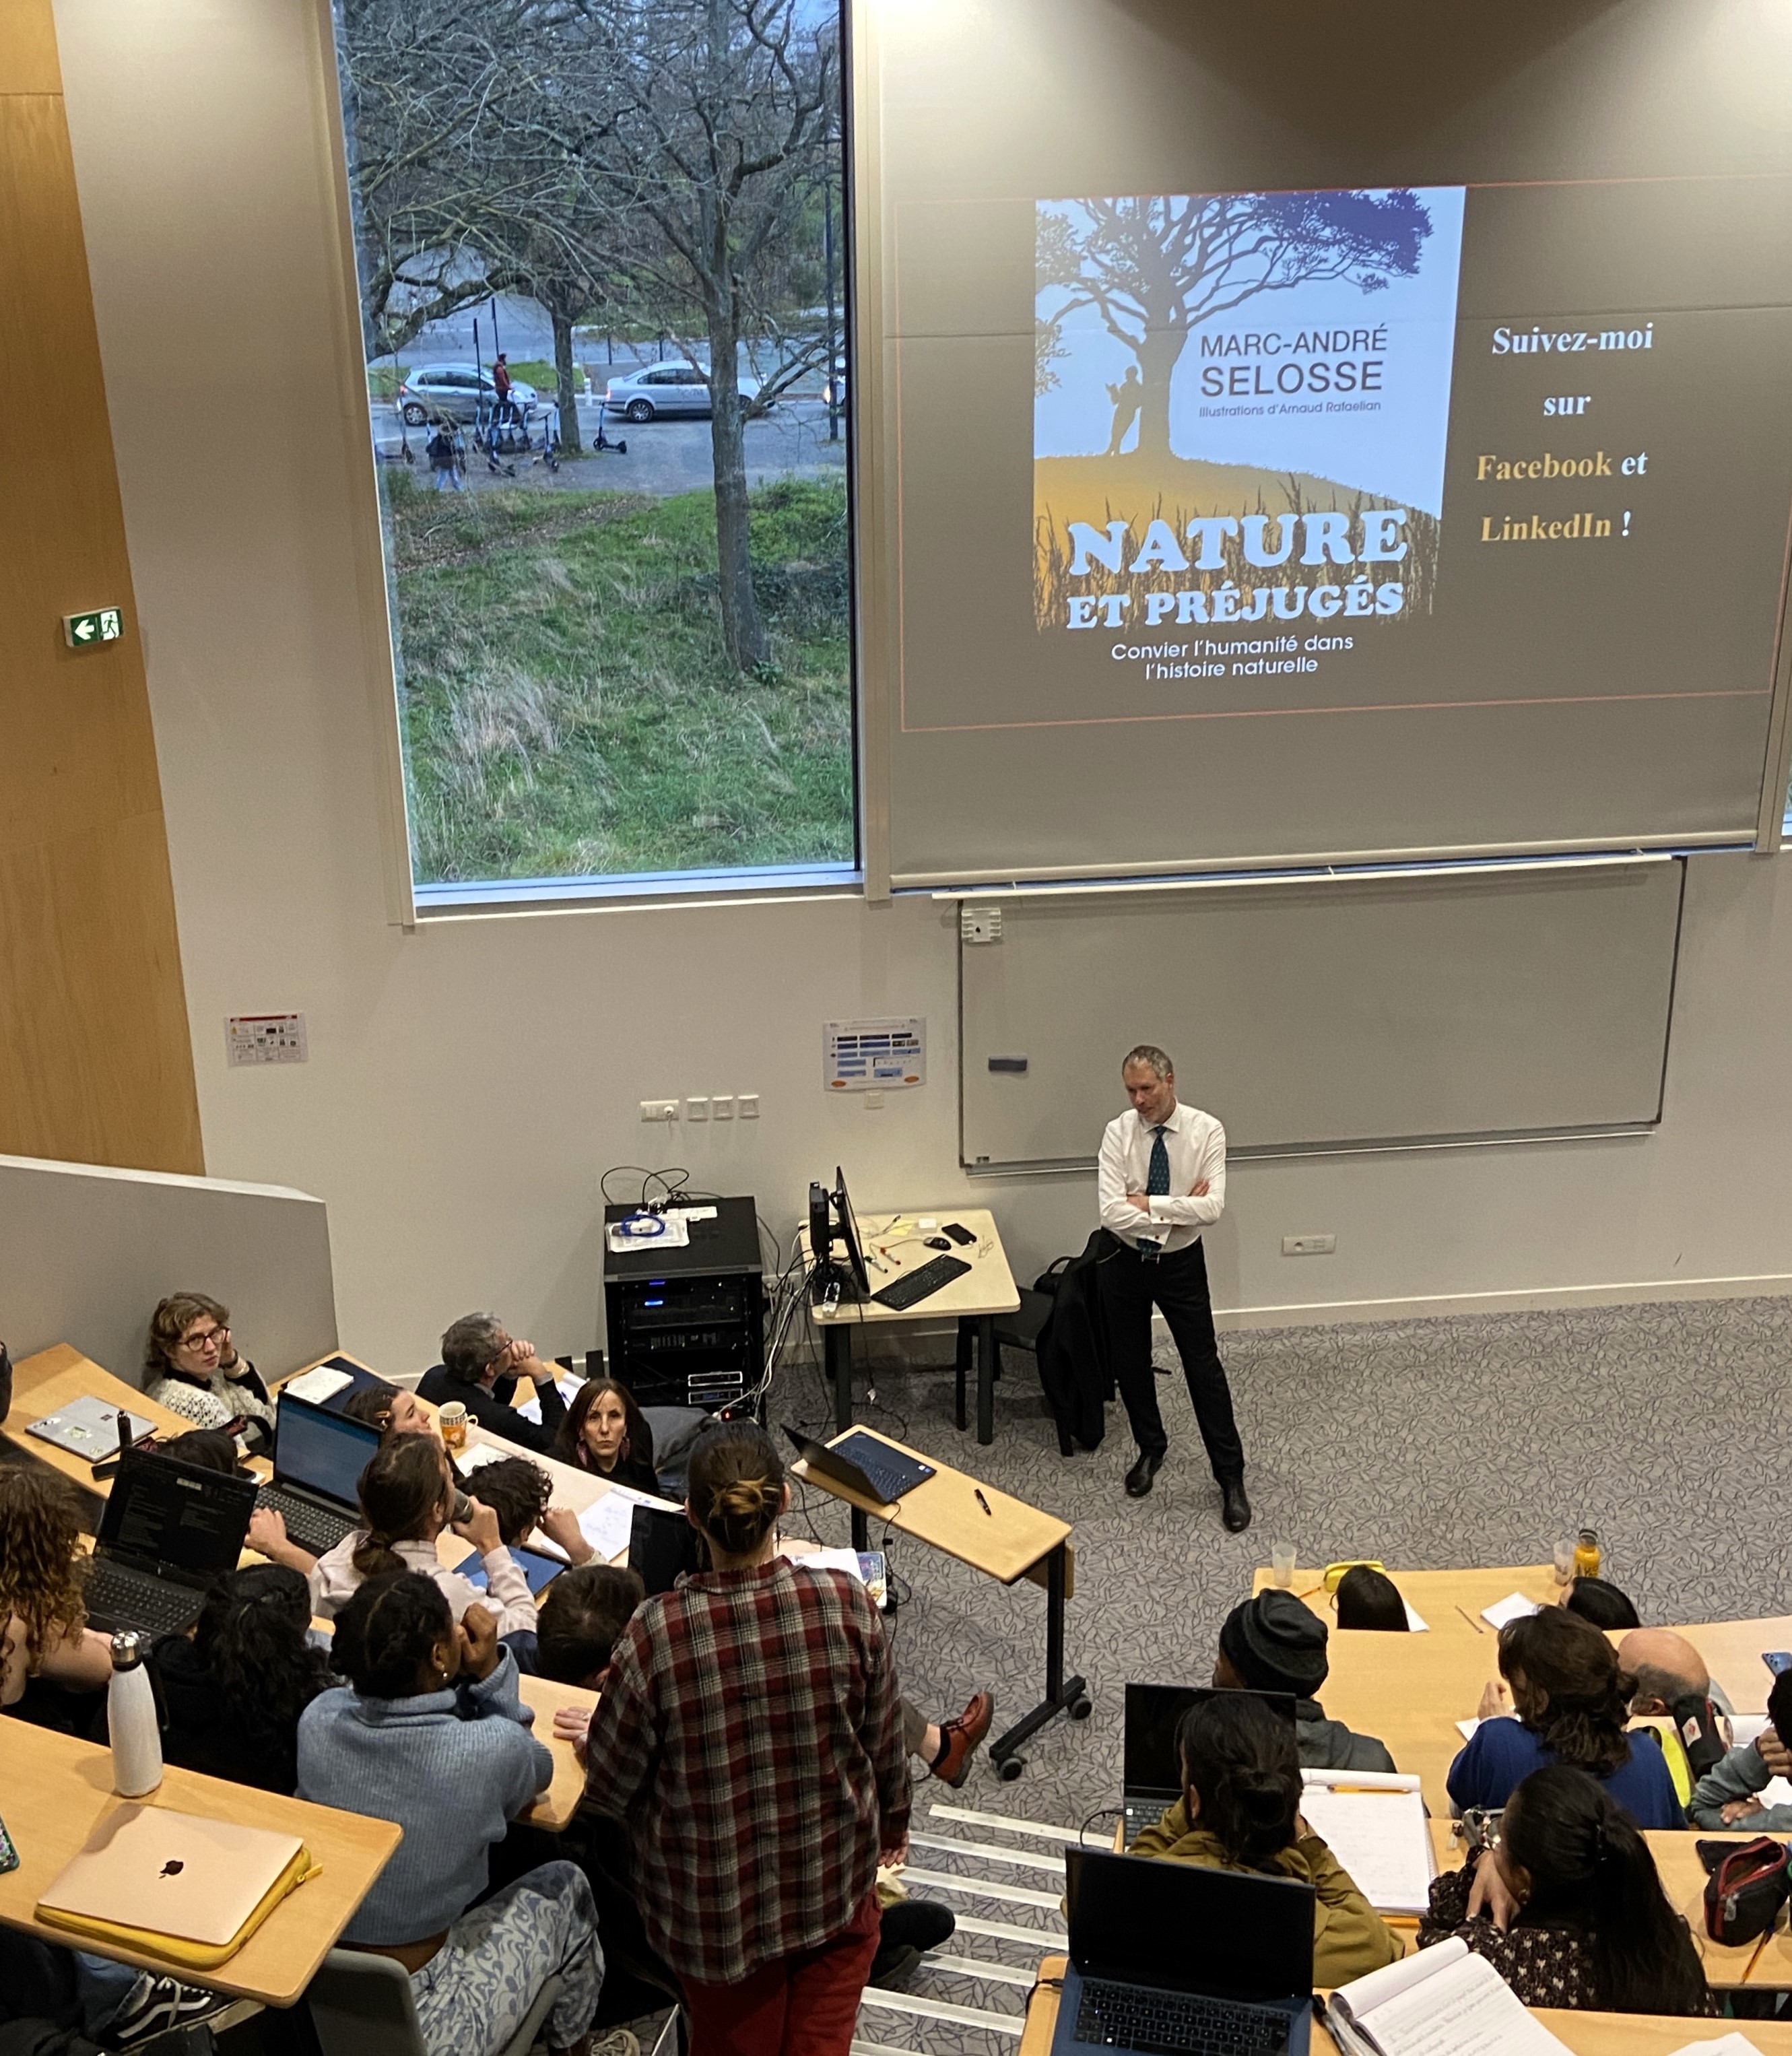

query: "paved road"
left=374, top=394, right=849, bottom=498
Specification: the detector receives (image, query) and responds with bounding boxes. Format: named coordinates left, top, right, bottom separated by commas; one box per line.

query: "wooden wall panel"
left=0, top=0, right=202, bottom=1173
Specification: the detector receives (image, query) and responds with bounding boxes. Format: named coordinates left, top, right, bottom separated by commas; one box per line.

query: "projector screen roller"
left=864, top=0, right=1792, bottom=887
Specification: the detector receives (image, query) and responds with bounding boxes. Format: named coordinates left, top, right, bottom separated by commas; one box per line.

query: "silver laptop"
left=27, top=1393, right=157, bottom=1459
left=1053, top=1849, right=1313, bottom=2056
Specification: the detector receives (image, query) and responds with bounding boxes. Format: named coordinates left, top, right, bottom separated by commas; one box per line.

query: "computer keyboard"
left=84, top=1563, right=203, bottom=1640
left=871, top=1252, right=972, bottom=1311
left=256, top=1483, right=354, bottom=1557
left=1076, top=1980, right=1290, bottom=2056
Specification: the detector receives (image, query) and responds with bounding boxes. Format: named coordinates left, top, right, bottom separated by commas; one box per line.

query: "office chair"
left=953, top=1288, right=1054, bottom=1426
left=304, top=1953, right=562, bottom=2056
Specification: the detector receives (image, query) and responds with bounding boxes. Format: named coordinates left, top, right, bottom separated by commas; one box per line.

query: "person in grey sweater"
left=296, top=1571, right=602, bottom=2056
left=1690, top=1668, right=1792, bottom=1832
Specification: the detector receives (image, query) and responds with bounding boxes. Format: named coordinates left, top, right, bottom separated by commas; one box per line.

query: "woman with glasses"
left=143, top=1292, right=276, bottom=1440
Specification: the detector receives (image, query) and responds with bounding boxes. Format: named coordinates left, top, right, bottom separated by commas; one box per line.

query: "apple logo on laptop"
left=159, top=1860, right=185, bottom=1878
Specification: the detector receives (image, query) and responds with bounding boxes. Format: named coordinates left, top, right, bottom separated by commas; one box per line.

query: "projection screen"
left=857, top=0, right=1792, bottom=889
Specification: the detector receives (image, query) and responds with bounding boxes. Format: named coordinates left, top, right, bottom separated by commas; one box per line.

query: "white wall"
left=47, top=0, right=1792, bottom=1380
left=0, top=1153, right=336, bottom=1381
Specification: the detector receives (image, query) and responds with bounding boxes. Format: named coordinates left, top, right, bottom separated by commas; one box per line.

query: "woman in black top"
left=152, top=1564, right=335, bottom=1793
left=554, top=1378, right=661, bottom=1496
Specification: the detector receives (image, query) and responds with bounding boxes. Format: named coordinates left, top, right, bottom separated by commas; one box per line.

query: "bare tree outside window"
left=331, top=0, right=853, bottom=891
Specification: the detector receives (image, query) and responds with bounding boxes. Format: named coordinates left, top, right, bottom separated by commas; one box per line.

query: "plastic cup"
left=1552, top=1538, right=1576, bottom=1585
left=1270, top=1542, right=1296, bottom=1589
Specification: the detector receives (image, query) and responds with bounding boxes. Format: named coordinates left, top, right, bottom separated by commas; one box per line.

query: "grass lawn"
left=383, top=470, right=854, bottom=883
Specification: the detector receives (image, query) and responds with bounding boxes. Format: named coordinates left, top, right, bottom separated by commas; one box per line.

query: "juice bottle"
left=1573, top=1528, right=1601, bottom=1580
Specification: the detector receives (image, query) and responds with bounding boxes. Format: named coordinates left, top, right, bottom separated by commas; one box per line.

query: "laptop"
left=1055, top=1848, right=1314, bottom=2056
left=36, top=1804, right=304, bottom=1954
left=28, top=1393, right=158, bottom=1460
left=84, top=1451, right=259, bottom=1641
left=1122, top=1685, right=1299, bottom=1846
left=257, top=1392, right=381, bottom=1556
left=629, top=1502, right=708, bottom=1596
left=781, top=1425, right=935, bottom=1504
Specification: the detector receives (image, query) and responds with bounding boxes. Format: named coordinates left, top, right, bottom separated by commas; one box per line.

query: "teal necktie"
left=1139, top=1123, right=1169, bottom=1255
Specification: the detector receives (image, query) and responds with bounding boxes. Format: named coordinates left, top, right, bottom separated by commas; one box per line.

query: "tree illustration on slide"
left=1038, top=191, right=1433, bottom=459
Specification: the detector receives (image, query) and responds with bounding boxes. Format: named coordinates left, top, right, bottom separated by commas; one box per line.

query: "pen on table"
left=974, top=1488, right=993, bottom=1517
left=1455, top=1603, right=1486, bottom=1634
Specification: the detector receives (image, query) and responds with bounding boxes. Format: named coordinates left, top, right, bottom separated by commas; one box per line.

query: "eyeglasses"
left=178, top=1323, right=230, bottom=1352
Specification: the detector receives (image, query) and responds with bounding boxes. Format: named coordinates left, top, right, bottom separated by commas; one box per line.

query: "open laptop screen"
left=274, top=1393, right=380, bottom=1507
left=1125, top=1683, right=1298, bottom=1797
left=100, top=1451, right=257, bottom=1575
left=1066, top=1847, right=1314, bottom=2004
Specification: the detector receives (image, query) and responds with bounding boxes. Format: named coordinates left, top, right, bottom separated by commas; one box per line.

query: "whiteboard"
left=958, top=861, right=1685, bottom=1168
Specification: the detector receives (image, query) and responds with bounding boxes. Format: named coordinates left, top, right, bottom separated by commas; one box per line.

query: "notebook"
left=1322, top=1935, right=1570, bottom=2055
left=1297, top=1770, right=1434, bottom=1915
left=1480, top=1592, right=1541, bottom=1631
left=1053, top=1847, right=1313, bottom=2056
left=36, top=1804, right=310, bottom=1968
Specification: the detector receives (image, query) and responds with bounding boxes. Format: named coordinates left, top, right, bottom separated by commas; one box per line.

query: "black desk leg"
left=976, top=1315, right=996, bottom=1446
left=826, top=1321, right=852, bottom=1434
left=987, top=1541, right=1089, bottom=1780
left=954, top=1321, right=971, bottom=1433
left=851, top=1503, right=869, bottom=1553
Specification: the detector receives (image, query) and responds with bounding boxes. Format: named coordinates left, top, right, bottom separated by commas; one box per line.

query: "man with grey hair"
left=417, top=1311, right=568, bottom=1453
left=1096, top=1044, right=1249, bottom=1527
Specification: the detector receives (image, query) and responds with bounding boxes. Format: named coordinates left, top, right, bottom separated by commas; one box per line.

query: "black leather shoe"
left=1220, top=1478, right=1253, bottom=1532
left=1125, top=1450, right=1163, bottom=1498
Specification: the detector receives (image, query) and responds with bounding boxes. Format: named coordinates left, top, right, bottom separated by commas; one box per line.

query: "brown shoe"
left=932, top=1691, right=995, bottom=1788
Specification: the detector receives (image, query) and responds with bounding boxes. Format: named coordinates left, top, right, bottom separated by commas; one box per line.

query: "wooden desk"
left=1018, top=1952, right=1792, bottom=2055
left=794, top=1426, right=1080, bottom=1778
left=1665, top=1615, right=1792, bottom=1715
left=4, top=1344, right=194, bottom=1498
left=516, top=1675, right=597, bottom=1832
left=801, top=1207, right=1020, bottom=1444
left=0, top=1723, right=398, bottom=2006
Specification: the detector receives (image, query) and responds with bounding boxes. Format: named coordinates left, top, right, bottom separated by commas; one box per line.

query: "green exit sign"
left=63, top=607, right=123, bottom=649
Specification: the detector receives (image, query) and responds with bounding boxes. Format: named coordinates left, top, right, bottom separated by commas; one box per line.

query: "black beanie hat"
left=1219, top=1590, right=1330, bottom=1697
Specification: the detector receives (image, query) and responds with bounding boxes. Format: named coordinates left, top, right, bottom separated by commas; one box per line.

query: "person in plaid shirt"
left=576, top=1422, right=909, bottom=2056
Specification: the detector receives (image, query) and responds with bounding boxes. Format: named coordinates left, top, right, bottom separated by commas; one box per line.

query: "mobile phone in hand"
left=1762, top=1651, right=1792, bottom=1676
left=0, top=1812, right=18, bottom=1876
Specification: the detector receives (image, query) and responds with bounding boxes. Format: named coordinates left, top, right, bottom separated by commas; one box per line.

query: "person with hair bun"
left=306, top=1433, right=538, bottom=1638
left=298, top=1571, right=603, bottom=2056
left=1131, top=1692, right=1401, bottom=1986
left=1449, top=1605, right=1683, bottom=1827
left=568, top=1422, right=907, bottom=2056
left=1420, top=1764, right=1715, bottom=2016
left=151, top=1564, right=335, bottom=1792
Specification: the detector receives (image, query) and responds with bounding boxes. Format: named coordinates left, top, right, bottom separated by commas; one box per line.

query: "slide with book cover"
left=880, top=32, right=1792, bottom=884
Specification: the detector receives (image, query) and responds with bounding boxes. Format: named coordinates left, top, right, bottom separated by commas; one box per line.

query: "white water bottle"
left=107, top=1630, right=162, bottom=1795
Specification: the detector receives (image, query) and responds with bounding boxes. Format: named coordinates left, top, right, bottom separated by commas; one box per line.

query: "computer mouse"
left=925, top=1235, right=952, bottom=1251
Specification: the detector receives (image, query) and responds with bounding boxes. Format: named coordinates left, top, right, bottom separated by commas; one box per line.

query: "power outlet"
left=1282, top=1234, right=1337, bottom=1256
left=639, top=1099, right=679, bottom=1123
left=685, top=1096, right=710, bottom=1122
left=738, top=1093, right=760, bottom=1119
left=712, top=1095, right=735, bottom=1120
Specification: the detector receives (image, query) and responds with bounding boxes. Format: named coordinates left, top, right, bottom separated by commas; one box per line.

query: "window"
left=330, top=0, right=854, bottom=903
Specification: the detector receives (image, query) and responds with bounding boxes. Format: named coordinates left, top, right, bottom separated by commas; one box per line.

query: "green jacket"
left=1130, top=1800, right=1405, bottom=1987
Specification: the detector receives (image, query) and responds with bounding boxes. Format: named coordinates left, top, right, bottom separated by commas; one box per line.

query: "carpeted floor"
left=781, top=1294, right=1792, bottom=1836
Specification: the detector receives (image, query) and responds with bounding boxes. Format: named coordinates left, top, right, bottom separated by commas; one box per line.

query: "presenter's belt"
left=1118, top=1234, right=1200, bottom=1267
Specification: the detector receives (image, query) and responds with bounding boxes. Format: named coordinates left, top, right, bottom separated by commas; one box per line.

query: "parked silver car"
left=397, top=364, right=539, bottom=426
left=602, top=362, right=763, bottom=422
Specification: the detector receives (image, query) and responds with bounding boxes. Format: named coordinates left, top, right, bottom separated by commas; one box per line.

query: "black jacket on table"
left=416, top=1362, right=568, bottom=1454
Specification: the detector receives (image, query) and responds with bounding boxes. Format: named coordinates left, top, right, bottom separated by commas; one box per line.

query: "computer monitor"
left=807, top=1166, right=871, bottom=1302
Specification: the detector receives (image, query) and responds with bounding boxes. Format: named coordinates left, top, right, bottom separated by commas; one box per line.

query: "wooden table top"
left=0, top=1723, right=399, bottom=2005
left=1019, top=1952, right=1792, bottom=2053
left=793, top=1426, right=1069, bottom=1586
left=4, top=1344, right=196, bottom=1496
left=800, top=1207, right=1020, bottom=1325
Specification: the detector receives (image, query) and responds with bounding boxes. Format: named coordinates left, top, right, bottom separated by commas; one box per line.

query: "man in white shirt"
left=1096, top=1044, right=1249, bottom=1528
